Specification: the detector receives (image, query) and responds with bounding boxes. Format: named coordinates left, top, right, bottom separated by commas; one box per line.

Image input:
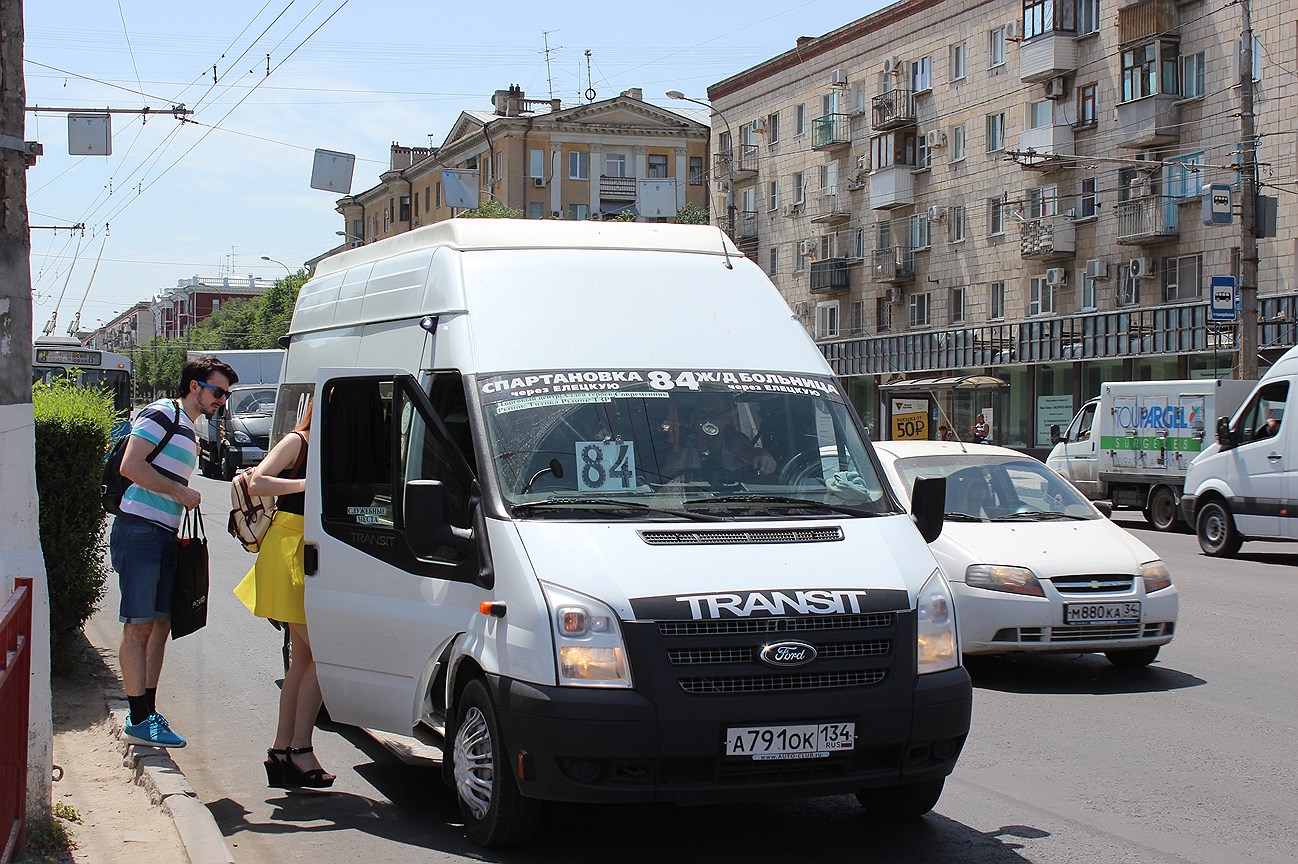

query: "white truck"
left=273, top=220, right=971, bottom=847
left=1047, top=379, right=1254, bottom=530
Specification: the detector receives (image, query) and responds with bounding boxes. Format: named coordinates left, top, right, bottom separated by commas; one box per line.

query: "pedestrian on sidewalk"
left=114, top=355, right=237, bottom=748
left=232, top=401, right=335, bottom=789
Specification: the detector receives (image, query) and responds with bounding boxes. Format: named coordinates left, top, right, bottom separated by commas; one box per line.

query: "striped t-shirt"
left=119, top=399, right=198, bottom=530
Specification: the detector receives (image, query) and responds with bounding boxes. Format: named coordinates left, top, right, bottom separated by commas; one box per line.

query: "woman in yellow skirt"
left=233, top=402, right=334, bottom=789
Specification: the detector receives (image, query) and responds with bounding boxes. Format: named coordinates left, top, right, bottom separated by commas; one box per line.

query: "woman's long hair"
left=293, top=398, right=314, bottom=434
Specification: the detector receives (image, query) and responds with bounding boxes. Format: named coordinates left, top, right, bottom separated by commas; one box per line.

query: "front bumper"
left=228, top=445, right=267, bottom=468
left=1179, top=493, right=1197, bottom=525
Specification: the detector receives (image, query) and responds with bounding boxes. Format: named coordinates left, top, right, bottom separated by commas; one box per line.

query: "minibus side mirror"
left=1215, top=416, right=1235, bottom=449
left=1094, top=501, right=1113, bottom=519
left=910, top=475, right=946, bottom=544
left=405, top=479, right=473, bottom=558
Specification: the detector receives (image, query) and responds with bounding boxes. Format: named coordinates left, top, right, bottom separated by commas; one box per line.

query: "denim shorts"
left=110, top=516, right=177, bottom=624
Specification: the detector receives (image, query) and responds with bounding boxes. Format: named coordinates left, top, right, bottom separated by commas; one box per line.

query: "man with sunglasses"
left=111, top=355, right=238, bottom=747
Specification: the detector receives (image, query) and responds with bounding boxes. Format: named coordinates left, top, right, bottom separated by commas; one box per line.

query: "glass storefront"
left=844, top=375, right=878, bottom=438
left=1081, top=359, right=1126, bottom=400
left=991, top=366, right=1029, bottom=447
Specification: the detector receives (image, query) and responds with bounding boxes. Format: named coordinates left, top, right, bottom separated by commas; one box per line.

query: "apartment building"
left=147, top=276, right=273, bottom=341
left=330, top=85, right=711, bottom=254
left=85, top=301, right=155, bottom=352
left=709, top=0, right=1296, bottom=447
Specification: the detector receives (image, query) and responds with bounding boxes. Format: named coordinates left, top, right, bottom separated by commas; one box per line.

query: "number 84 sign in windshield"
left=575, top=441, right=637, bottom=492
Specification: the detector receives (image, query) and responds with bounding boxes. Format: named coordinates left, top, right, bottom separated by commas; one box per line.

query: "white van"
left=1181, top=344, right=1298, bottom=556
left=275, top=220, right=970, bottom=846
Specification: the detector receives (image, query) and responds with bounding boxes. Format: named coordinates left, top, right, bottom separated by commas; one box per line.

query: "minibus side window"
left=1238, top=381, right=1288, bottom=443
left=395, top=383, right=474, bottom=565
left=321, top=379, right=395, bottom=528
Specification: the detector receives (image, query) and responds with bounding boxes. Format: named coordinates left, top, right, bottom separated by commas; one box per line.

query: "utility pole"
left=1238, top=0, right=1259, bottom=380
left=0, top=0, right=53, bottom=828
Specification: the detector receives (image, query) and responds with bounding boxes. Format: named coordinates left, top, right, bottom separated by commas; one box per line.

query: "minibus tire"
left=1196, top=499, right=1243, bottom=557
left=1143, top=486, right=1179, bottom=532
left=856, top=778, right=944, bottom=819
left=453, top=679, right=541, bottom=847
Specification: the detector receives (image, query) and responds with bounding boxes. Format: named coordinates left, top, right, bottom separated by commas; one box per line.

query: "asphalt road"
left=86, top=475, right=1298, bottom=864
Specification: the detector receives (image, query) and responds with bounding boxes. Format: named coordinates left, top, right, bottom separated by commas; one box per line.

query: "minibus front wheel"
left=452, top=678, right=541, bottom=847
left=856, top=777, right=945, bottom=819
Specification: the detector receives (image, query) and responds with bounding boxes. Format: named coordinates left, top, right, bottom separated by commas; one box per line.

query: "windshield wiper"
left=684, top=494, right=882, bottom=517
left=989, top=511, right=1089, bottom=522
left=942, top=512, right=985, bottom=522
left=513, top=498, right=725, bottom=522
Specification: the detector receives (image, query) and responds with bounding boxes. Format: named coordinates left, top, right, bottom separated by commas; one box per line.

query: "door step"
left=363, top=724, right=445, bottom=766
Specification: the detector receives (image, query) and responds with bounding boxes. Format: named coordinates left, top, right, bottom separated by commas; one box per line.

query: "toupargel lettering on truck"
left=1103, top=401, right=1207, bottom=452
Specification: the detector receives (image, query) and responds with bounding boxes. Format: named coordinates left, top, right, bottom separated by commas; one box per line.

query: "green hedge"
left=32, top=377, right=116, bottom=666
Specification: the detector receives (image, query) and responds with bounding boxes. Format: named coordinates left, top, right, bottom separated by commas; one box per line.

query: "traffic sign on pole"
left=1210, top=275, right=1237, bottom=321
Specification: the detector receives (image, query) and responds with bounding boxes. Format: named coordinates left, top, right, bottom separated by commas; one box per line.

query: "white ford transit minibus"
left=274, top=220, right=971, bottom=846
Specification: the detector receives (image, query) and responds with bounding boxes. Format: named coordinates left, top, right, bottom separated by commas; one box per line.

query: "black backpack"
left=101, top=401, right=182, bottom=515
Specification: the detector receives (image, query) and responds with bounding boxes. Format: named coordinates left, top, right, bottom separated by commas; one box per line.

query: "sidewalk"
left=47, top=633, right=235, bottom=864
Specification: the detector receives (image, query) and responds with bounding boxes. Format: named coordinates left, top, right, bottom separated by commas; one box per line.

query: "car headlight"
left=540, top=582, right=632, bottom=688
left=232, top=430, right=251, bottom=444
left=917, top=569, right=960, bottom=675
left=965, top=564, right=1044, bottom=597
left=1141, top=560, right=1173, bottom=593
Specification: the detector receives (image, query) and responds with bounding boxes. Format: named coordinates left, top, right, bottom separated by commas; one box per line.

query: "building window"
left=1077, top=0, right=1100, bottom=36
left=908, top=292, right=931, bottom=328
left=1181, top=51, right=1205, bottom=98
left=605, top=153, right=627, bottom=178
left=852, top=227, right=866, bottom=259
left=951, top=42, right=967, bottom=81
left=1024, top=0, right=1076, bottom=39
left=1079, top=177, right=1097, bottom=218
left=1170, top=152, right=1205, bottom=199
left=793, top=171, right=806, bottom=203
left=815, top=301, right=840, bottom=339
left=1122, top=41, right=1178, bottom=102
left=567, top=203, right=588, bottom=220
left=910, top=56, right=932, bottom=93
left=871, top=130, right=918, bottom=169
left=1118, top=264, right=1139, bottom=306
left=951, top=286, right=966, bottom=322
left=648, top=154, right=668, bottom=178
left=986, top=112, right=1005, bottom=151
left=1163, top=254, right=1202, bottom=301
left=1080, top=274, right=1098, bottom=310
left=528, top=202, right=543, bottom=219
left=767, top=112, right=780, bottom=144
left=850, top=300, right=866, bottom=335
left=988, top=194, right=1007, bottom=235
left=990, top=280, right=1005, bottom=319
left=949, top=205, right=966, bottom=242
left=1026, top=185, right=1058, bottom=219
left=211, top=299, right=220, bottom=311
left=917, top=133, right=932, bottom=170
left=768, top=246, right=778, bottom=276
left=436, top=182, right=441, bottom=208
left=819, top=232, right=839, bottom=260
left=795, top=241, right=807, bottom=272
left=1078, top=82, right=1098, bottom=125
left=399, top=196, right=411, bottom=222
left=530, top=148, right=545, bottom=179
left=910, top=213, right=930, bottom=250
left=989, top=27, right=1006, bottom=67
left=877, top=298, right=893, bottom=332
left=820, top=162, right=838, bottom=195
left=768, top=180, right=779, bottom=211
left=952, top=123, right=966, bottom=161
left=383, top=208, right=389, bottom=231
left=1029, top=276, right=1056, bottom=316
left=688, top=156, right=704, bottom=185
left=569, top=150, right=589, bottom=180
left=353, top=218, right=364, bottom=240
left=1027, top=99, right=1052, bottom=130
left=795, top=104, right=806, bottom=136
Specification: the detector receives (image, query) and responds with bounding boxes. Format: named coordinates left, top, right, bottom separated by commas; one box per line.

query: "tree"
left=456, top=199, right=524, bottom=219
left=675, top=202, right=709, bottom=224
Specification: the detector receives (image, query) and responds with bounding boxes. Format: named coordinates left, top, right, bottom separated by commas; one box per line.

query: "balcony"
left=812, top=113, right=851, bottom=150
left=1018, top=124, right=1074, bottom=169
left=872, top=90, right=915, bottom=131
left=734, top=210, right=759, bottom=240
left=810, top=191, right=851, bottom=224
left=868, top=165, right=914, bottom=210
left=1019, top=31, right=1078, bottom=83
left=1116, top=196, right=1179, bottom=245
left=599, top=176, right=637, bottom=200
left=872, top=246, right=916, bottom=283
left=1115, top=94, right=1180, bottom=149
left=810, top=258, right=852, bottom=293
left=1020, top=216, right=1076, bottom=260
left=714, top=144, right=759, bottom=180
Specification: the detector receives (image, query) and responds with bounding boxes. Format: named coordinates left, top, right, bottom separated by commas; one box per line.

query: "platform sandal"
left=284, top=746, right=336, bottom=789
left=264, top=748, right=292, bottom=788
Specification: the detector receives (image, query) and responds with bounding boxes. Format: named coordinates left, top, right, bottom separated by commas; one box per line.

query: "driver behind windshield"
left=663, top=391, right=777, bottom=479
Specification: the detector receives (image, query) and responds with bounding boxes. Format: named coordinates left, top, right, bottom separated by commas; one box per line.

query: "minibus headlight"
left=965, top=564, right=1044, bottom=597
left=1140, top=560, right=1173, bottom=593
left=917, top=569, right=960, bottom=675
left=233, top=430, right=251, bottom=444
left=541, top=582, right=632, bottom=688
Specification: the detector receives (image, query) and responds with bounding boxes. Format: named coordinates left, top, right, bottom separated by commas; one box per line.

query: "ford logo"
left=759, top=641, right=818, bottom=668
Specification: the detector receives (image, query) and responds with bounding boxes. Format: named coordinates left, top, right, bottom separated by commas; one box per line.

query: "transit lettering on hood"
left=675, top=589, right=872, bottom=619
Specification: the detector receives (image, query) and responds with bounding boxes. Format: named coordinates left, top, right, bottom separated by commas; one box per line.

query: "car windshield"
left=891, top=453, right=1097, bottom=521
left=478, top=368, right=894, bottom=519
left=230, top=388, right=277, bottom=416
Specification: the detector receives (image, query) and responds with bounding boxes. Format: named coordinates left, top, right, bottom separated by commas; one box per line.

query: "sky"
left=23, top=0, right=890, bottom=341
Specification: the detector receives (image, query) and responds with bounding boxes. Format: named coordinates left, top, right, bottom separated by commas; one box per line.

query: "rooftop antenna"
left=541, top=30, right=561, bottom=100
left=584, top=50, right=597, bottom=102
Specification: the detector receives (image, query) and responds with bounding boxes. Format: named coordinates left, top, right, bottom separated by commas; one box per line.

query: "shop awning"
left=879, top=374, right=1007, bottom=391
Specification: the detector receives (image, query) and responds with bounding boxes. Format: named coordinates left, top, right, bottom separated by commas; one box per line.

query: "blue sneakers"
left=123, top=712, right=187, bottom=748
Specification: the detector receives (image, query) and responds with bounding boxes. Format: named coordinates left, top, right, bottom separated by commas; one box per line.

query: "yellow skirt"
left=233, top=511, right=306, bottom=625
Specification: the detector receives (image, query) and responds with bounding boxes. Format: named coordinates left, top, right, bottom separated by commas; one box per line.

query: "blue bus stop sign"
left=1210, top=275, right=1237, bottom=321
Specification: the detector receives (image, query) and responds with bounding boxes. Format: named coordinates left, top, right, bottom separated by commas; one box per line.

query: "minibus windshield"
left=477, top=368, right=894, bottom=519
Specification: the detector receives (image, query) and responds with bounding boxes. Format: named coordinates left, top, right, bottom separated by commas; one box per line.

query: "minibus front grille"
left=638, top=527, right=844, bottom=545
left=667, top=640, right=890, bottom=666
left=1051, top=575, right=1136, bottom=594
left=679, top=669, right=886, bottom=694
left=658, top=613, right=892, bottom=637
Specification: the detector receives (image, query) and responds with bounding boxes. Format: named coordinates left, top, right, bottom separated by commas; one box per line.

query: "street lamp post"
left=666, top=90, right=735, bottom=238
left=260, top=255, right=291, bottom=277
left=335, top=230, right=364, bottom=245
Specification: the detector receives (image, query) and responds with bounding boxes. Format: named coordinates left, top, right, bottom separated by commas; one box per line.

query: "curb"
left=108, top=702, right=237, bottom=864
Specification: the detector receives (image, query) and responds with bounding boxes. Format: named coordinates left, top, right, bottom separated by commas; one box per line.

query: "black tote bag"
left=171, top=508, right=209, bottom=639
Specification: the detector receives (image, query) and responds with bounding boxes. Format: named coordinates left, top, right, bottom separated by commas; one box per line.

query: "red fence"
left=0, top=578, right=32, bottom=864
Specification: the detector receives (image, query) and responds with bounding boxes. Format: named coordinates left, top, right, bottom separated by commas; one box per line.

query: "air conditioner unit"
left=1046, top=267, right=1068, bottom=287
left=1006, top=20, right=1023, bottom=41
left=925, top=129, right=946, bottom=149
left=799, top=239, right=818, bottom=256
left=856, top=153, right=870, bottom=171
left=1129, top=176, right=1151, bottom=196
left=1086, top=258, right=1109, bottom=279
left=927, top=205, right=947, bottom=222
left=831, top=68, right=848, bottom=86
left=884, top=287, right=902, bottom=303
left=1130, top=256, right=1153, bottom=278
left=782, top=203, right=800, bottom=217
left=752, top=117, right=767, bottom=132
left=1044, top=77, right=1067, bottom=100
left=883, top=57, right=901, bottom=75
left=531, top=177, right=548, bottom=188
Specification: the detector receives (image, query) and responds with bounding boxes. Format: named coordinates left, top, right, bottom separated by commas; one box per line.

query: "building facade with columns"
left=146, top=276, right=273, bottom=341
left=330, top=85, right=711, bottom=256
left=708, top=0, right=1296, bottom=450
